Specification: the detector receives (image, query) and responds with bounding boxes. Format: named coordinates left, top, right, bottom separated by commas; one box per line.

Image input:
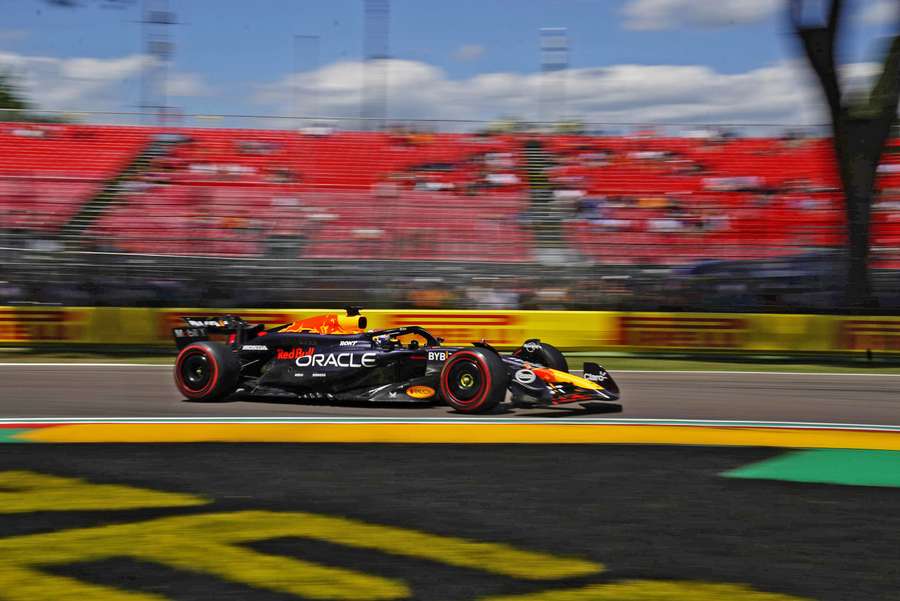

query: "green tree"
left=790, top=0, right=900, bottom=309
left=0, top=73, right=29, bottom=112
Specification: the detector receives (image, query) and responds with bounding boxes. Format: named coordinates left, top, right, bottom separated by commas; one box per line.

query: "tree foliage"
left=790, top=0, right=900, bottom=309
left=0, top=73, right=29, bottom=112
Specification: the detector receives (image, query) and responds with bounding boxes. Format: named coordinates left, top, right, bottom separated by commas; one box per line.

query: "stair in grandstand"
left=522, top=138, right=554, bottom=205
left=521, top=139, right=577, bottom=264
left=60, top=135, right=183, bottom=244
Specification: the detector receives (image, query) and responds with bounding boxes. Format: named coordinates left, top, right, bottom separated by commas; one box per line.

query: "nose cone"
left=532, top=367, right=604, bottom=391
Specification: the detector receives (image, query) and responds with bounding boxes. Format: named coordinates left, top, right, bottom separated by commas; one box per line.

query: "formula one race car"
left=172, top=308, right=620, bottom=413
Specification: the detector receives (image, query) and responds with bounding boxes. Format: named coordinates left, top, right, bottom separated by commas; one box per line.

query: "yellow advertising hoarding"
left=0, top=306, right=898, bottom=353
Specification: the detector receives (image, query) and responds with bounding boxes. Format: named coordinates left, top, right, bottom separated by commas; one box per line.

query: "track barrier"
left=0, top=307, right=899, bottom=354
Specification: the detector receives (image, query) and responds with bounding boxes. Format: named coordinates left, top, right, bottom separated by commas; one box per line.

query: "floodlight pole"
left=539, top=27, right=569, bottom=128
left=293, top=34, right=321, bottom=123
left=139, top=0, right=176, bottom=125
left=362, top=0, right=390, bottom=130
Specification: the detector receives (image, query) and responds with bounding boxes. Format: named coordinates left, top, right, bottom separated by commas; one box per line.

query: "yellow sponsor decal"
left=836, top=318, right=900, bottom=352
left=4, top=306, right=900, bottom=353
left=385, top=312, right=524, bottom=346
left=405, top=385, right=436, bottom=399
left=0, top=308, right=87, bottom=343
left=617, top=314, right=750, bottom=349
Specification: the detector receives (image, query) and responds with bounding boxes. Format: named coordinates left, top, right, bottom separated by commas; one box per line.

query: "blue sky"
left=0, top=0, right=896, bottom=125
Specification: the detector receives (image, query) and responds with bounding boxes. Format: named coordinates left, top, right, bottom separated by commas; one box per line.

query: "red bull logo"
left=276, top=347, right=315, bottom=361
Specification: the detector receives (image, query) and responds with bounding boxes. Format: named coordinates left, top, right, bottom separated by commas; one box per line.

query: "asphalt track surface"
left=2, top=364, right=899, bottom=424
left=2, top=444, right=899, bottom=600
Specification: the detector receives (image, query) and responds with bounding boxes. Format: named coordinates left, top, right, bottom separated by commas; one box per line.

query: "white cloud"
left=621, top=0, right=780, bottom=30
left=0, top=48, right=876, bottom=132
left=165, top=72, right=214, bottom=97
left=0, top=50, right=212, bottom=113
left=859, top=0, right=899, bottom=25
left=453, top=44, right=485, bottom=62
left=254, top=57, right=838, bottom=128
left=0, top=51, right=150, bottom=110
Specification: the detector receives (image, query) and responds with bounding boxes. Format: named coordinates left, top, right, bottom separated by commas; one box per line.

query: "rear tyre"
left=439, top=348, right=509, bottom=413
left=174, top=341, right=240, bottom=402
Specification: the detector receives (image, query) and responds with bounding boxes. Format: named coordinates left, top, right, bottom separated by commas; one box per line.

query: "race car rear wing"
left=172, top=315, right=250, bottom=350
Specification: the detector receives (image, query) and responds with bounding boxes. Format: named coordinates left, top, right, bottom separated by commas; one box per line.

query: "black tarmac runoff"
left=2, top=444, right=899, bottom=601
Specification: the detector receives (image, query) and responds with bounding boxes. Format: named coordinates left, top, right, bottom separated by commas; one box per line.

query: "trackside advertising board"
left=0, top=307, right=898, bottom=353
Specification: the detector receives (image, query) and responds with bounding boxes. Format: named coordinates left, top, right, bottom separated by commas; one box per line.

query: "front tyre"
left=514, top=340, right=568, bottom=372
left=174, top=341, right=240, bottom=402
left=439, top=348, right=509, bottom=413
left=533, top=342, right=568, bottom=372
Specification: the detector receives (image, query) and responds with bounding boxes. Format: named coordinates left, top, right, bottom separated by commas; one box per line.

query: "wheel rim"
left=179, top=352, right=212, bottom=392
left=446, top=359, right=483, bottom=402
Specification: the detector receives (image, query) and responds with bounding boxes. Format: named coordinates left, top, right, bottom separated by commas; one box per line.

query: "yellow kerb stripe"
left=19, top=424, right=900, bottom=450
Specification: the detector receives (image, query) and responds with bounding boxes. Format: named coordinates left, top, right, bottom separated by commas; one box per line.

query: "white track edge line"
left=2, top=417, right=900, bottom=431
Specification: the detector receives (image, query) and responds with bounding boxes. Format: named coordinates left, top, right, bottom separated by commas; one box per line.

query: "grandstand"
left=0, top=123, right=149, bottom=232
left=2, top=119, right=900, bottom=310
left=3, top=121, right=899, bottom=260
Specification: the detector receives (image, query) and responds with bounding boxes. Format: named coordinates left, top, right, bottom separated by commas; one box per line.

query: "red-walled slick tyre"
left=513, top=340, right=569, bottom=372
left=174, top=341, right=240, bottom=402
left=439, top=348, right=509, bottom=413
left=532, top=342, right=568, bottom=372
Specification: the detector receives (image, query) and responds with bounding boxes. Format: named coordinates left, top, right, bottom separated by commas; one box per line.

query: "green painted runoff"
left=724, top=449, right=900, bottom=488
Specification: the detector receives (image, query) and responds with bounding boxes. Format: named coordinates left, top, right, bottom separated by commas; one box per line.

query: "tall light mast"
left=139, top=0, right=176, bottom=124
left=539, top=27, right=569, bottom=127
left=361, top=0, right=390, bottom=129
